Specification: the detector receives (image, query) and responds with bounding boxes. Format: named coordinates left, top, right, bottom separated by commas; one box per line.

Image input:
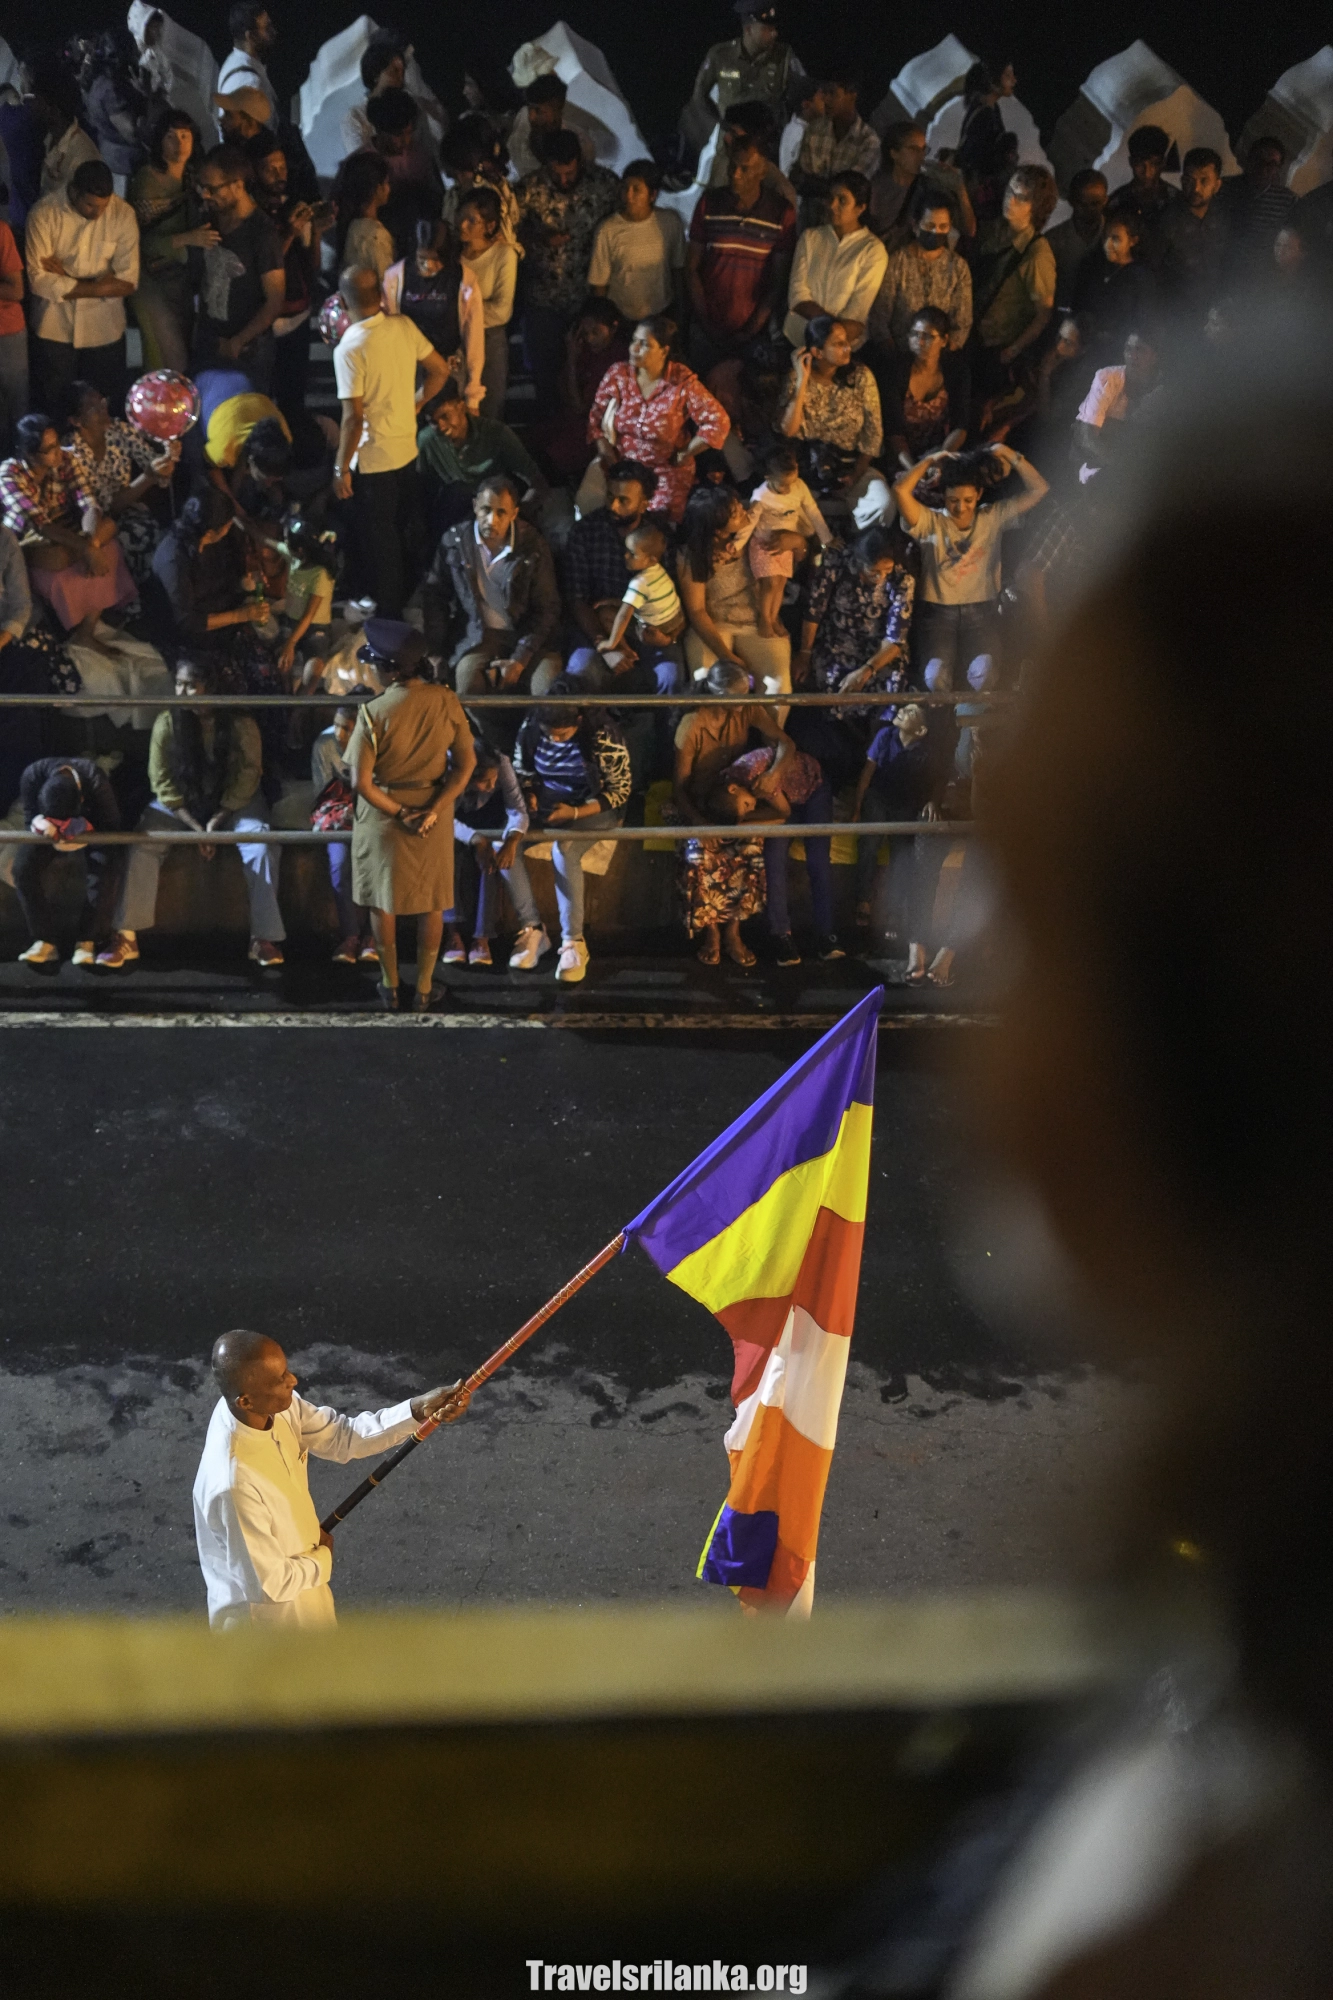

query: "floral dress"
left=65, top=423, right=170, bottom=586
left=588, top=360, right=731, bottom=520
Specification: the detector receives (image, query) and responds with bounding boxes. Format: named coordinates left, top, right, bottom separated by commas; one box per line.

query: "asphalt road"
left=0, top=1027, right=1142, bottom=1616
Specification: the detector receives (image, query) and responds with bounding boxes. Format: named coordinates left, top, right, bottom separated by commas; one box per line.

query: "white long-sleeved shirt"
left=462, top=237, right=518, bottom=330
left=25, top=189, right=139, bottom=349
left=783, top=223, right=887, bottom=350
left=192, top=1391, right=418, bottom=1629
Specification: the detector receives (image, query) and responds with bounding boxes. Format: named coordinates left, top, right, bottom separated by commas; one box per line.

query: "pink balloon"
left=317, top=294, right=351, bottom=346
left=126, top=371, right=201, bottom=441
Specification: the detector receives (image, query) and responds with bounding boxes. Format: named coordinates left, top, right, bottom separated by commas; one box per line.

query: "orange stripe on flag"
left=715, top=1206, right=866, bottom=1362
left=726, top=1403, right=833, bottom=1562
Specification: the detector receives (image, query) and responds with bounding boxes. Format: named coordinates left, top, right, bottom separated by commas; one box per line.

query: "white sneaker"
left=18, top=939, right=59, bottom=969
left=71, top=940, right=97, bottom=967
left=555, top=937, right=588, bottom=983
left=508, top=924, right=552, bottom=971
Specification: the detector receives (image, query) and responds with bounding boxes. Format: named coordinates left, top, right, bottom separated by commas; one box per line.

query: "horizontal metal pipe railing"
left=0, top=823, right=974, bottom=846
left=0, top=690, right=1011, bottom=709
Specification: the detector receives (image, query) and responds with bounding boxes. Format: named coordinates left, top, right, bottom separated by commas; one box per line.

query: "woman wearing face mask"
left=882, top=307, right=972, bottom=467
left=893, top=442, right=1047, bottom=684
left=783, top=172, right=887, bottom=352
left=869, top=190, right=973, bottom=362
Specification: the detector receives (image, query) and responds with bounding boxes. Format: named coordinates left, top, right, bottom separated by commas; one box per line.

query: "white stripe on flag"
left=724, top=1306, right=850, bottom=1455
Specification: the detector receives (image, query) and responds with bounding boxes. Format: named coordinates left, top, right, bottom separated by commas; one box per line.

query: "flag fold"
left=623, top=989, right=882, bottom=1611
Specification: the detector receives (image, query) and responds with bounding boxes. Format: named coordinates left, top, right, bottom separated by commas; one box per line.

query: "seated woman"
left=63, top=380, right=178, bottom=587
left=678, top=484, right=796, bottom=700
left=783, top=171, right=887, bottom=352
left=709, top=737, right=843, bottom=967
left=446, top=738, right=549, bottom=972
left=112, top=655, right=286, bottom=971
left=311, top=702, right=376, bottom=966
left=513, top=681, right=632, bottom=986
left=150, top=486, right=278, bottom=694
left=779, top=315, right=889, bottom=526
left=0, top=415, right=135, bottom=655
left=583, top=315, right=730, bottom=522
left=672, top=659, right=791, bottom=968
left=881, top=307, right=971, bottom=469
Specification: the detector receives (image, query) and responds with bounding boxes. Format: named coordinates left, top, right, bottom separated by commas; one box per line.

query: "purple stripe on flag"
left=699, top=1504, right=779, bottom=1588
left=622, top=988, right=883, bottom=1276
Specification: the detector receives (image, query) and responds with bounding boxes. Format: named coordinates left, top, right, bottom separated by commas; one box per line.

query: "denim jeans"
left=565, top=644, right=689, bottom=698
left=764, top=782, right=834, bottom=936
left=911, top=599, right=998, bottom=688
left=327, top=841, right=365, bottom=937
left=453, top=835, right=542, bottom=938
left=118, top=796, right=286, bottom=940
left=547, top=807, right=621, bottom=942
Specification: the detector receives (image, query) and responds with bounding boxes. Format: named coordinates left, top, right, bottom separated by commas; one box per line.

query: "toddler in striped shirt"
left=597, top=522, right=684, bottom=667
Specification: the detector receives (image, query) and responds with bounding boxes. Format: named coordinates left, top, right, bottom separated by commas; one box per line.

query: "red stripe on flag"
left=715, top=1207, right=866, bottom=1392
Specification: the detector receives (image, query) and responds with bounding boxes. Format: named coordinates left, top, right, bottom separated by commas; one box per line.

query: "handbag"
left=311, top=774, right=355, bottom=833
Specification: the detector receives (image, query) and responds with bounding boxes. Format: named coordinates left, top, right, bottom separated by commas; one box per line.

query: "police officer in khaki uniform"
left=684, top=0, right=805, bottom=161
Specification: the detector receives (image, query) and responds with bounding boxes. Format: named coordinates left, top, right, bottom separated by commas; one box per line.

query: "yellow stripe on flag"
left=667, top=1101, right=872, bottom=1315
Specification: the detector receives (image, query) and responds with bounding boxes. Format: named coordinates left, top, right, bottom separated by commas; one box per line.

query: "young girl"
left=276, top=515, right=339, bottom=681
left=747, top=443, right=832, bottom=637
left=596, top=522, right=684, bottom=667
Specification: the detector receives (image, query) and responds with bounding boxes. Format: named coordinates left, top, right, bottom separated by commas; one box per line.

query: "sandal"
left=725, top=936, right=757, bottom=968
left=696, top=934, right=721, bottom=966
left=376, top=983, right=400, bottom=1011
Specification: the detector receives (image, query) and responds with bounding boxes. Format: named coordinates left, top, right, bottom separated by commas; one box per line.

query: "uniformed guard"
left=684, top=1, right=805, bottom=161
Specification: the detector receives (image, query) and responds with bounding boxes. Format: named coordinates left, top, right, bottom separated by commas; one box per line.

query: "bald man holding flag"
left=193, top=1328, right=467, bottom=1629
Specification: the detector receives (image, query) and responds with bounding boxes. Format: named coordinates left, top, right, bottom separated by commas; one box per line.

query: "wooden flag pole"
left=320, top=1231, right=627, bottom=1534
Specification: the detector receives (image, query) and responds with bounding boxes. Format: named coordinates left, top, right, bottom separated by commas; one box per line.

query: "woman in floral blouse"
left=794, top=523, right=915, bottom=699
left=585, top=315, right=729, bottom=520
left=779, top=314, right=888, bottom=525
left=64, top=382, right=178, bottom=586
left=0, top=415, right=135, bottom=655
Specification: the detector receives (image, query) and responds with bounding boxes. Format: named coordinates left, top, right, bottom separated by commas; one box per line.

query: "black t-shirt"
left=197, top=209, right=285, bottom=342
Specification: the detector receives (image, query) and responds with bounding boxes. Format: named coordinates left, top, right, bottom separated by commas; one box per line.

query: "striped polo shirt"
left=688, top=184, right=797, bottom=339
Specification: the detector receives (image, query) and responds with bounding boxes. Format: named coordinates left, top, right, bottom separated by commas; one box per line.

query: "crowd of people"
left=0, top=4, right=1326, bottom=998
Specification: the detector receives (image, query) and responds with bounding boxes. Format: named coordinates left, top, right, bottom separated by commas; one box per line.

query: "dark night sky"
left=2, top=1, right=1325, bottom=153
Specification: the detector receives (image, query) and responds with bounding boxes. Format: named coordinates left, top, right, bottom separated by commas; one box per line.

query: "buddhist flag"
left=623, top=989, right=881, bottom=1614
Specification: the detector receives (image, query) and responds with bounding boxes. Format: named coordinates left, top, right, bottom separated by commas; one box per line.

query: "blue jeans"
left=547, top=807, right=621, bottom=942
left=911, top=599, right=998, bottom=688
left=327, top=841, right=366, bottom=937
left=453, top=835, right=542, bottom=938
left=764, top=783, right=834, bottom=936
left=565, top=644, right=689, bottom=697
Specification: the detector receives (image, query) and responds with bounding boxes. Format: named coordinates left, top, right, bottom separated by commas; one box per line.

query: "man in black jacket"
left=420, top=473, right=562, bottom=744
left=13, top=757, right=125, bottom=972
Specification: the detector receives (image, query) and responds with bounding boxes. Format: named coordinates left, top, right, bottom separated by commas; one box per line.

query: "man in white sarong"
left=193, top=1327, right=467, bottom=1629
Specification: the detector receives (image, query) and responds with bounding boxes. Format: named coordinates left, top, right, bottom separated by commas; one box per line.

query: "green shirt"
left=416, top=416, right=542, bottom=496
left=149, top=711, right=263, bottom=814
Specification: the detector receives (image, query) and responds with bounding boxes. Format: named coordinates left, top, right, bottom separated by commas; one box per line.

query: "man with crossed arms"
left=193, top=1327, right=467, bottom=1629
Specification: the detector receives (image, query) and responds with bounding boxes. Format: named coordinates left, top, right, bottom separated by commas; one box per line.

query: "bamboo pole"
left=319, top=1231, right=628, bottom=1534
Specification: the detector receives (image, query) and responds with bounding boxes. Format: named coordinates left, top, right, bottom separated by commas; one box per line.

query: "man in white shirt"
left=193, top=1327, right=468, bottom=1629
left=588, top=161, right=686, bottom=323
left=334, top=264, right=449, bottom=616
left=25, top=160, right=138, bottom=414
left=217, top=2, right=278, bottom=133
left=507, top=72, right=607, bottom=179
